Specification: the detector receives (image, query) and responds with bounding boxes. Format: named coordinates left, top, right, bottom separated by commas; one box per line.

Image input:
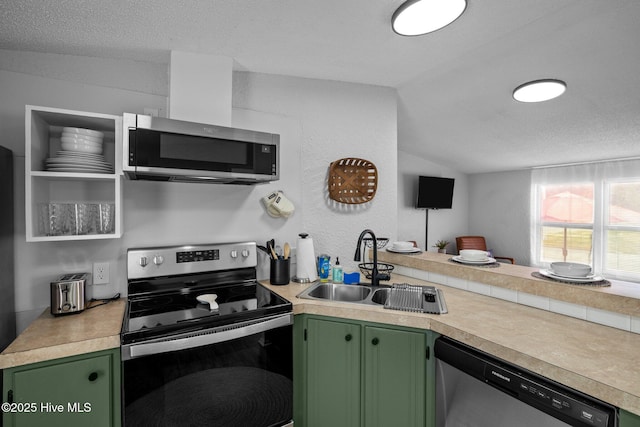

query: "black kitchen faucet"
left=354, top=229, right=390, bottom=286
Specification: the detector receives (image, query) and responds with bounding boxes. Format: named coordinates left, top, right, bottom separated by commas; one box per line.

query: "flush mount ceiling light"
left=513, top=79, right=567, bottom=103
left=392, top=0, right=467, bottom=36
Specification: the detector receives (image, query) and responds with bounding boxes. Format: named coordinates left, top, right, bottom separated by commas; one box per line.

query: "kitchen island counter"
left=264, top=270, right=640, bottom=417
left=0, top=299, right=125, bottom=369
left=377, top=250, right=640, bottom=318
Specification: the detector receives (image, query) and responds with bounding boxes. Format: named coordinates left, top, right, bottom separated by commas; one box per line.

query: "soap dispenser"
left=332, top=257, right=344, bottom=284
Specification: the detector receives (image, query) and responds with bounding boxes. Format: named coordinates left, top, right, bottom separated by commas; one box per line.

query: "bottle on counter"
left=318, top=254, right=331, bottom=282
left=332, top=257, right=344, bottom=284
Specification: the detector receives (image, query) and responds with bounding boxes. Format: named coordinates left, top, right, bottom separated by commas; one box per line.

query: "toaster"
left=50, top=273, right=89, bottom=315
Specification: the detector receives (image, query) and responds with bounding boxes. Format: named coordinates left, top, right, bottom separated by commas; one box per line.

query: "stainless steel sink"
left=297, top=282, right=389, bottom=305
left=307, top=283, right=371, bottom=301
left=297, top=282, right=448, bottom=314
left=371, top=288, right=389, bottom=305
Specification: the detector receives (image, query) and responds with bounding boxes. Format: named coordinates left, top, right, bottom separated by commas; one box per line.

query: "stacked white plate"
left=452, top=252, right=497, bottom=265
left=46, top=127, right=113, bottom=173
left=46, top=151, right=114, bottom=174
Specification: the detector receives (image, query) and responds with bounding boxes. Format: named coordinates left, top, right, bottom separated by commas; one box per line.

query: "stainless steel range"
left=121, top=241, right=293, bottom=427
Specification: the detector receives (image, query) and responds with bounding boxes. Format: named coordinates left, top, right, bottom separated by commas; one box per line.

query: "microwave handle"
left=122, top=313, right=292, bottom=360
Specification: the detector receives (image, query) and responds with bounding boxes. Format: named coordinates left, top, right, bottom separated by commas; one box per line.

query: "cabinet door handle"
left=345, top=334, right=352, bottom=342
left=371, top=337, right=379, bottom=345
left=88, top=372, right=99, bottom=382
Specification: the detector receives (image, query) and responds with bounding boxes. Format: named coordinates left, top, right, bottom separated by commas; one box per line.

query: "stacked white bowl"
left=459, top=249, right=489, bottom=261
left=390, top=241, right=415, bottom=251
left=549, top=262, right=592, bottom=278
left=60, top=127, right=104, bottom=154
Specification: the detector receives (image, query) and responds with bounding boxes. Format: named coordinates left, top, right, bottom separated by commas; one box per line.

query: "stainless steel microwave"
left=122, top=113, right=279, bottom=184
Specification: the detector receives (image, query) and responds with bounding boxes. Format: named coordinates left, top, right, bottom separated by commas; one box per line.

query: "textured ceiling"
left=2, top=0, right=640, bottom=173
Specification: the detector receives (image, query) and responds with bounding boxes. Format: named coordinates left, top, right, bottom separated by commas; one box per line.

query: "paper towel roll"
left=295, top=233, right=317, bottom=282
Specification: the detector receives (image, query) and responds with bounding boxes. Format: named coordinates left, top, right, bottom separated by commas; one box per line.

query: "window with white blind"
left=604, top=181, right=640, bottom=277
left=531, top=160, right=640, bottom=282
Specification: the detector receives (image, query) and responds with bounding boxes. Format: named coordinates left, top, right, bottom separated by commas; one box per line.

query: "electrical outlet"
left=93, top=262, right=110, bottom=285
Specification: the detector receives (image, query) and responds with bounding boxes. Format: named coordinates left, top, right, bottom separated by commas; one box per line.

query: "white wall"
left=398, top=151, right=534, bottom=265
left=397, top=150, right=469, bottom=252
left=467, top=169, right=532, bottom=265
left=233, top=72, right=398, bottom=272
left=1, top=51, right=398, bottom=331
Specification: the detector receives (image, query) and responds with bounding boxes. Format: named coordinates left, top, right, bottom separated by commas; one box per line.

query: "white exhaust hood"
left=168, top=51, right=233, bottom=126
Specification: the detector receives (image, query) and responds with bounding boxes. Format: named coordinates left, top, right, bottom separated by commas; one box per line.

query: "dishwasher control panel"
left=485, top=362, right=610, bottom=427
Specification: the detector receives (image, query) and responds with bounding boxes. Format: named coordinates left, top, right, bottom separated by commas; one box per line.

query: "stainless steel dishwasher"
left=435, top=337, right=617, bottom=427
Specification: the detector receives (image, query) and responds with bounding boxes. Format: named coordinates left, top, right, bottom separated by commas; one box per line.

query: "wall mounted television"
left=416, top=176, right=455, bottom=209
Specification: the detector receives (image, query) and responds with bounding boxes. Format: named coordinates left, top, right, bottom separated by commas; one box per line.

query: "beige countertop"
left=2, top=261, right=638, bottom=417
left=0, top=299, right=125, bottom=369
left=377, top=250, right=640, bottom=317
left=263, top=267, right=640, bottom=417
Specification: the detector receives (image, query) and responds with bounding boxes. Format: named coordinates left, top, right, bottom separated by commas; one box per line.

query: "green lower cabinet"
left=621, top=409, right=640, bottom=427
left=2, top=348, right=121, bottom=427
left=306, top=317, right=362, bottom=427
left=295, top=314, right=437, bottom=427
left=363, top=325, right=426, bottom=427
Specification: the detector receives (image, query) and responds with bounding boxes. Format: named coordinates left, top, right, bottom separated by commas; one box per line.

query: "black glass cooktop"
left=122, top=272, right=291, bottom=344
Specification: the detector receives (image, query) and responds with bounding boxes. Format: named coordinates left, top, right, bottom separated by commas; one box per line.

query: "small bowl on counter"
left=459, top=249, right=489, bottom=261
left=549, top=262, right=592, bottom=278
left=390, top=241, right=414, bottom=251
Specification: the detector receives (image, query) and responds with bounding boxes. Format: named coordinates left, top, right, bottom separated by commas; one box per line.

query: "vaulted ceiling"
left=2, top=0, right=640, bottom=173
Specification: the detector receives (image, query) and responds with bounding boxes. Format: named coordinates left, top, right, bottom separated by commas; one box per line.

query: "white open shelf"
left=25, top=105, right=123, bottom=242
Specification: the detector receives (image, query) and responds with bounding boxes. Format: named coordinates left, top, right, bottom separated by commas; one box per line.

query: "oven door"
left=122, top=313, right=293, bottom=427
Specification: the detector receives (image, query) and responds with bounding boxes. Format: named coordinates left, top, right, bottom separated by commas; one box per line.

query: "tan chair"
left=455, top=236, right=515, bottom=264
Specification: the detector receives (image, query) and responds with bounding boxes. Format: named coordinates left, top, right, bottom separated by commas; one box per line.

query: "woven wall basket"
left=328, top=157, right=378, bottom=204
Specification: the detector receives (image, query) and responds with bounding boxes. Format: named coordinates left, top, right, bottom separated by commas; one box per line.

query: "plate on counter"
left=386, top=248, right=422, bottom=254
left=546, top=269, right=595, bottom=280
left=452, top=255, right=497, bottom=265
left=538, top=269, right=604, bottom=283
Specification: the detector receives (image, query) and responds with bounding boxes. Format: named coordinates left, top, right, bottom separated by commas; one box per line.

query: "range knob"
left=242, top=249, right=250, bottom=258
left=153, top=255, right=164, bottom=266
left=139, top=256, right=148, bottom=267
left=230, top=250, right=238, bottom=258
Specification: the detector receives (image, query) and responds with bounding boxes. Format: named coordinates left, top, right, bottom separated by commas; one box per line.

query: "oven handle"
left=122, top=312, right=292, bottom=361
